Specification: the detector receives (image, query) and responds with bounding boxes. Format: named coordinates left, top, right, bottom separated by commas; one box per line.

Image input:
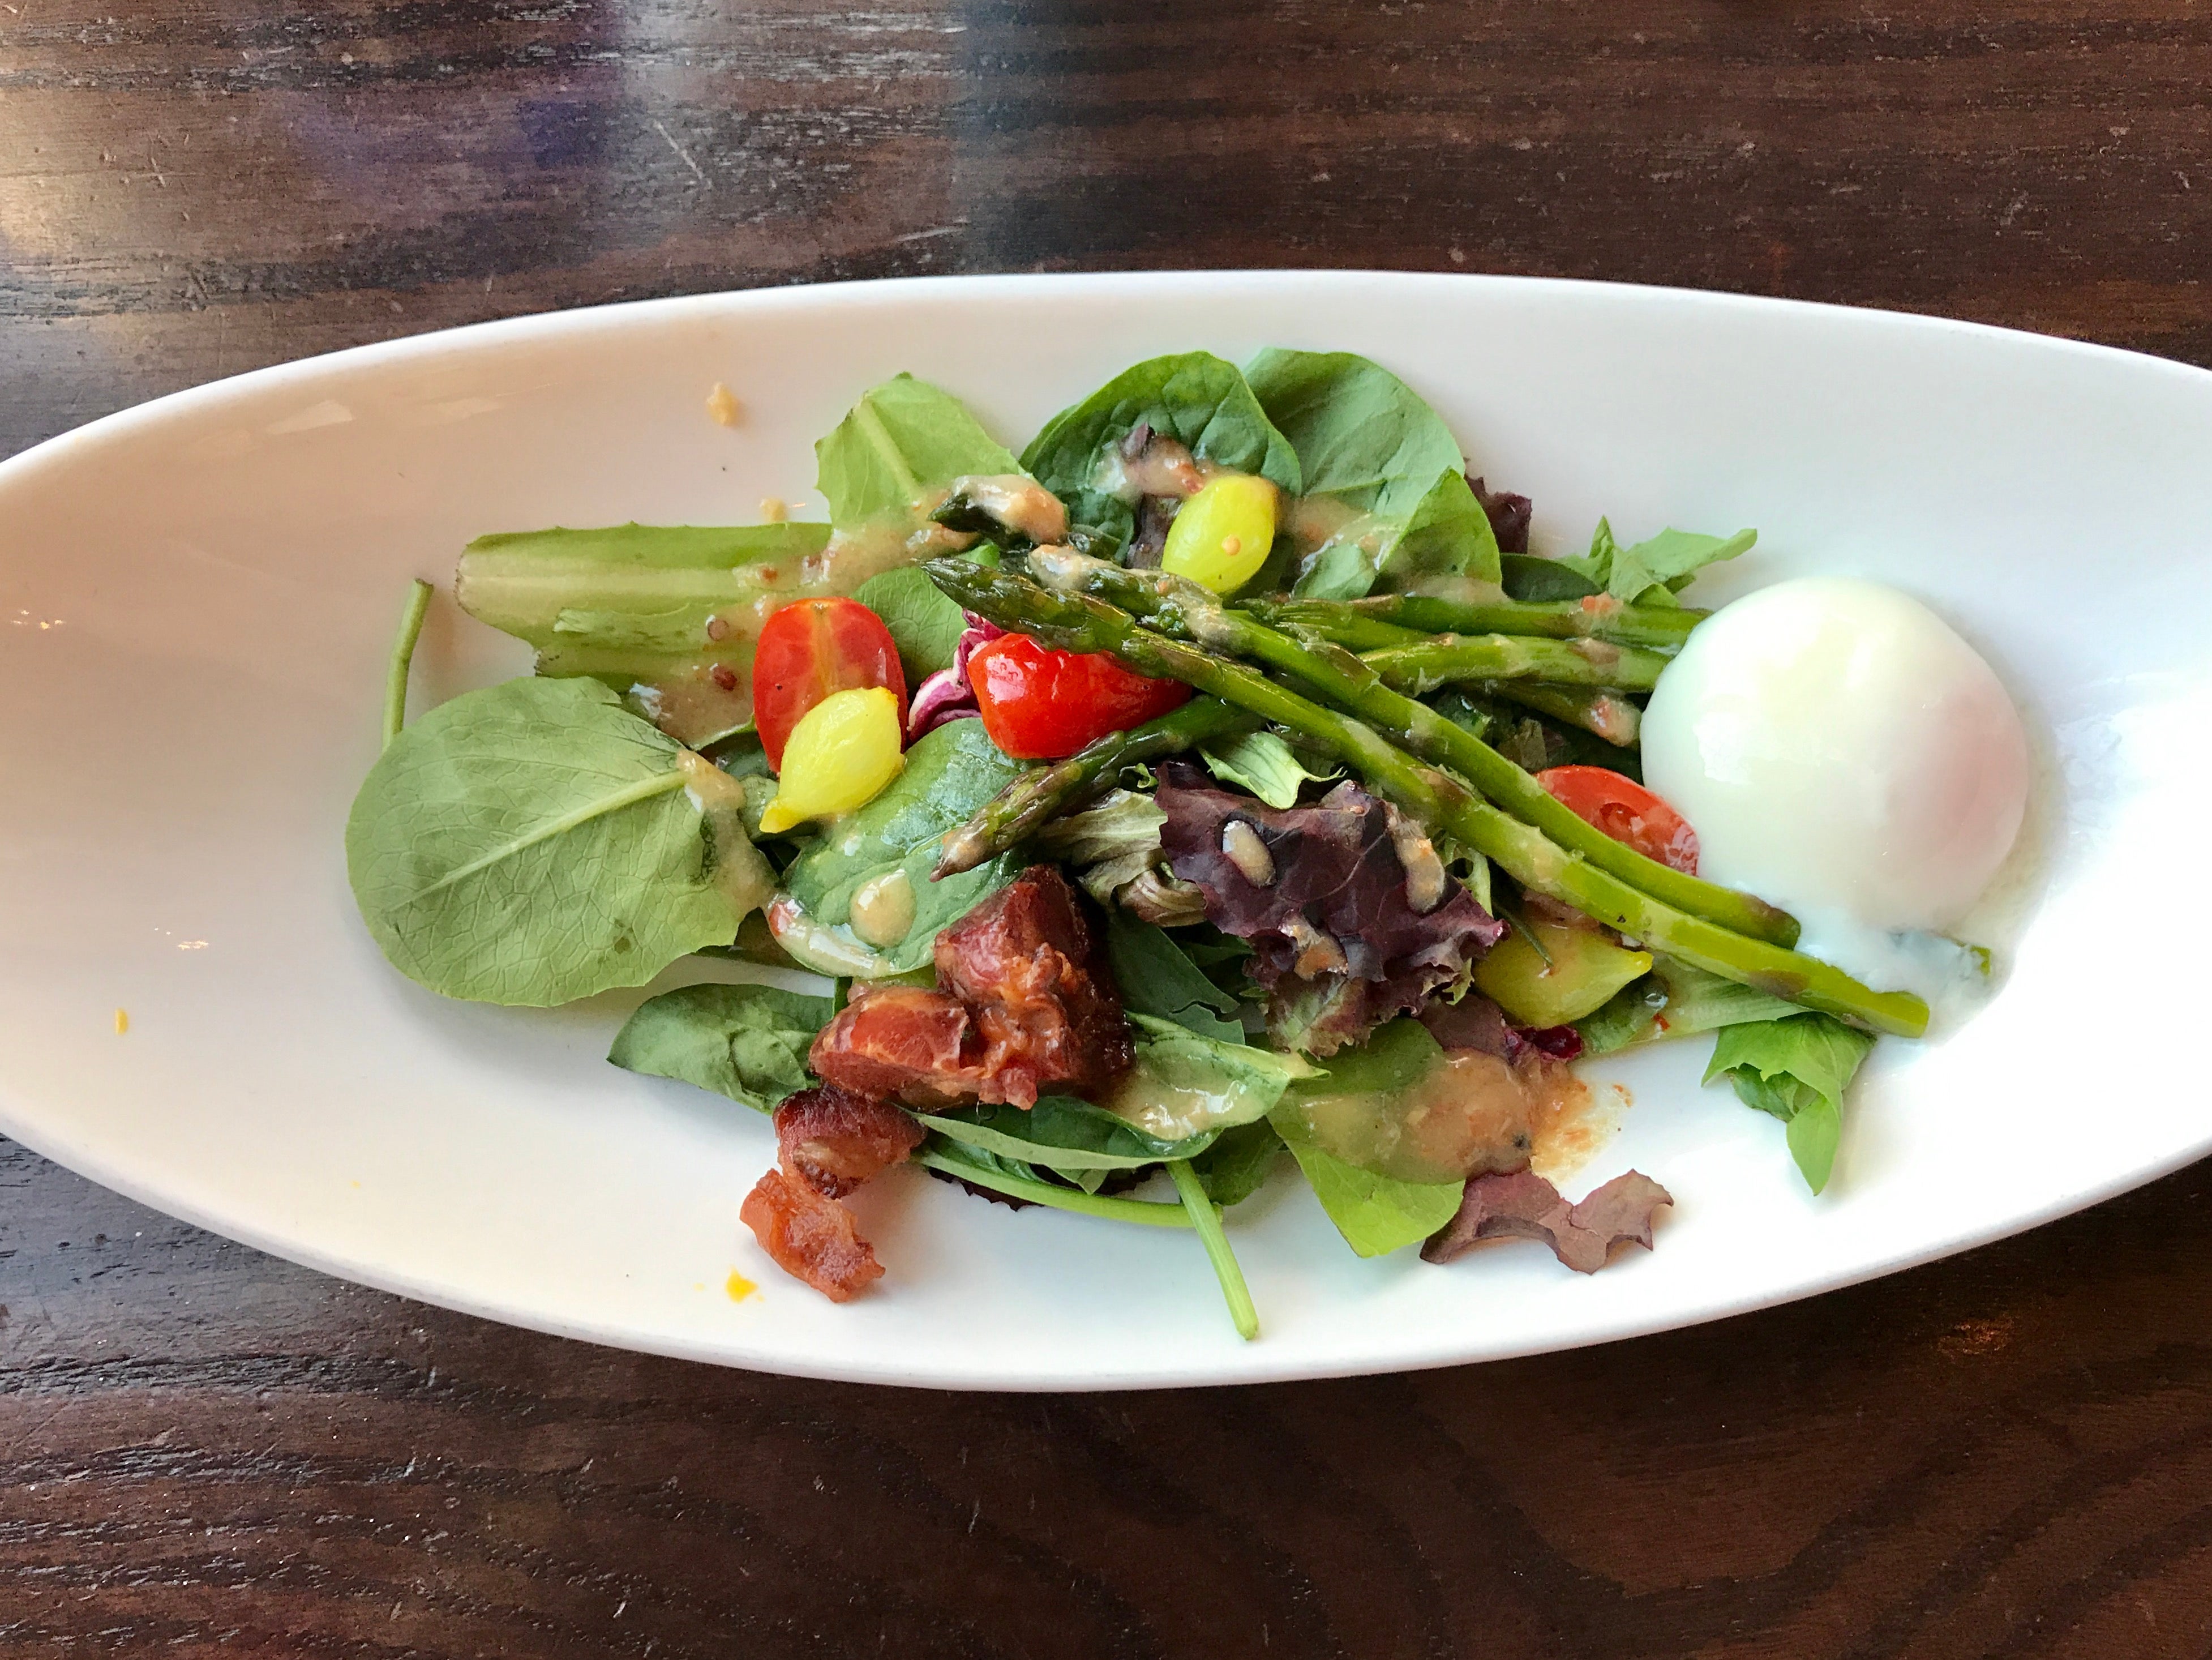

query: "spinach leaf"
left=1108, top=1013, right=1316, bottom=1140
left=1244, top=349, right=1462, bottom=518
left=1374, top=468, right=1501, bottom=589
left=1283, top=1015, right=1439, bottom=1100
left=1104, top=912, right=1245, bottom=1042
left=916, top=1093, right=1219, bottom=1185
left=852, top=563, right=972, bottom=682
left=918, top=1016, right=1309, bottom=1190
left=346, top=677, right=744, bottom=1006
left=1500, top=552, right=1602, bottom=602
left=1575, top=977, right=1670, bottom=1056
left=776, top=718, right=1024, bottom=975
left=815, top=373, right=1023, bottom=527
left=1705, top=1013, right=1877, bottom=1193
left=1198, top=729, right=1338, bottom=810
left=1021, top=353, right=1301, bottom=555
left=1577, top=956, right=1816, bottom=1057
left=1557, top=518, right=1756, bottom=606
left=1270, top=1109, right=1465, bottom=1257
left=1189, top=1119, right=1285, bottom=1207
left=1244, top=349, right=1501, bottom=597
left=608, top=981, right=833, bottom=1112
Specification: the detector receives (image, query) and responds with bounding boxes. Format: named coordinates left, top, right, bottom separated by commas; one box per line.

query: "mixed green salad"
left=348, top=349, right=1935, bottom=1337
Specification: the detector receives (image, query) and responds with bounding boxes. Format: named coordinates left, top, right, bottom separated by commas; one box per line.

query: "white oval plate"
left=2, top=273, right=2204, bottom=1389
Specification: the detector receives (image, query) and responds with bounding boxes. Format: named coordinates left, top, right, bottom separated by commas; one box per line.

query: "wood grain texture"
left=5, top=0, right=2211, bottom=1653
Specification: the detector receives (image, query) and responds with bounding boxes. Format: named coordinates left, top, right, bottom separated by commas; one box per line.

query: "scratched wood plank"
left=5, top=0, right=2212, bottom=1652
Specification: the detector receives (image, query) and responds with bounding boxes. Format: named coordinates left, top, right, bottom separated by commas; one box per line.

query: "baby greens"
left=816, top=372, right=1024, bottom=525
left=1270, top=1111, right=1467, bottom=1258
left=346, top=677, right=748, bottom=1006
left=778, top=718, right=1024, bottom=975
left=1244, top=348, right=1501, bottom=598
left=455, top=520, right=830, bottom=684
left=1707, top=1013, right=1877, bottom=1194
left=1197, top=729, right=1338, bottom=810
left=1104, top=913, right=1246, bottom=1043
left=1022, top=352, right=1302, bottom=557
left=609, top=981, right=834, bottom=1112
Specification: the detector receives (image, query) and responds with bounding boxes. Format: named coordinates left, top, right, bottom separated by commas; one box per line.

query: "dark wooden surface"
left=5, top=1, right=2210, bottom=1653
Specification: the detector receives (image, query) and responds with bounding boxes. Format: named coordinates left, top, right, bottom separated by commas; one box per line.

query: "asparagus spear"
left=927, top=559, right=1926, bottom=1037
left=1023, top=549, right=1793, bottom=949
left=934, top=695, right=1251, bottom=877
left=1244, top=606, right=1423, bottom=653
left=1360, top=634, right=1671, bottom=695
left=1242, top=592, right=1705, bottom=653
left=1487, top=682, right=1641, bottom=746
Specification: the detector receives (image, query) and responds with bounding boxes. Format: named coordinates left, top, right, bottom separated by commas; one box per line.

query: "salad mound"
left=346, top=348, right=2013, bottom=1338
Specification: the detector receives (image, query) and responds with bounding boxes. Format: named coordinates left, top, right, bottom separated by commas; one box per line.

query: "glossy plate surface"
left=0, top=272, right=2201, bottom=1389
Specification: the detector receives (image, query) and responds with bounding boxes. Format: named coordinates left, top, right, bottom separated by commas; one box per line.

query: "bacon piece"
left=740, top=1166, right=885, bottom=1301
left=775, top=1084, right=926, bottom=1199
left=934, top=866, right=1131, bottom=1107
left=1421, top=1167, right=1672, bottom=1273
left=809, top=984, right=976, bottom=1108
left=810, top=870, right=1134, bottom=1110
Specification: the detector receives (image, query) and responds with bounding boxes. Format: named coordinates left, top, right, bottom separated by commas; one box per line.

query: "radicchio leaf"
left=1419, top=994, right=1583, bottom=1065
left=1468, top=475, right=1532, bottom=555
left=1421, top=1166, right=1671, bottom=1272
left=1156, top=767, right=1507, bottom=1055
left=904, top=617, right=1004, bottom=741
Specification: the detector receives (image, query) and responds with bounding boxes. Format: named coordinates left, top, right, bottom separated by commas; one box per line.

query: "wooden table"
left=5, top=2, right=2209, bottom=1653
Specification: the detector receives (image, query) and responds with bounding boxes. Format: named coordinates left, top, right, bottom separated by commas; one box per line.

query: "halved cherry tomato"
left=752, top=598, right=907, bottom=770
left=1536, top=765, right=1700, bottom=874
left=966, top=633, right=1193, bottom=760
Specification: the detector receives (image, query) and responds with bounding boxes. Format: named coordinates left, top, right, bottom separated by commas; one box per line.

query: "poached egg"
left=1641, top=577, right=2029, bottom=954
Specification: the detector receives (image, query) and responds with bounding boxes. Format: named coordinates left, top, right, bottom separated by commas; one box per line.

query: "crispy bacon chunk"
left=809, top=867, right=1132, bottom=1110
left=740, top=1166, right=885, bottom=1302
left=775, top=1083, right=926, bottom=1199
left=1421, top=1166, right=1672, bottom=1273
left=808, top=985, right=976, bottom=1109
left=934, top=864, right=1130, bottom=1105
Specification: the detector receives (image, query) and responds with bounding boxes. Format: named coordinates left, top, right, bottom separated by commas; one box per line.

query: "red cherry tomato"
left=966, top=634, right=1193, bottom=760
left=752, top=598, right=907, bottom=771
left=1536, top=765, right=1700, bottom=874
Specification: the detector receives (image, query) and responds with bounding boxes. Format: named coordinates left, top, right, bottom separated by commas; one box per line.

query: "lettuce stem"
left=1170, top=1158, right=1259, bottom=1341
left=913, top=1147, right=1194, bottom=1227
left=383, top=579, right=434, bottom=750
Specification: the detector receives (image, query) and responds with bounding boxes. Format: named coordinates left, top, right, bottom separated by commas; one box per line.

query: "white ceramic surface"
left=2, top=272, right=2204, bottom=1390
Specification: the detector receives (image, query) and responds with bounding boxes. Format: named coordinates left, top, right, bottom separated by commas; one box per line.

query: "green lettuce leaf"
left=1558, top=518, right=1756, bottom=606
left=1021, top=353, right=1301, bottom=556
left=454, top=521, right=833, bottom=682
left=1244, top=349, right=1500, bottom=597
left=1705, top=1013, right=1877, bottom=1194
left=1108, top=1013, right=1315, bottom=1140
left=608, top=981, right=833, bottom=1112
left=852, top=562, right=972, bottom=682
left=1576, top=957, right=1814, bottom=1056
left=775, top=718, right=1025, bottom=976
left=1104, top=912, right=1245, bottom=1042
left=915, top=1095, right=1216, bottom=1194
left=345, top=677, right=744, bottom=1006
left=1499, top=552, right=1602, bottom=602
left=815, top=373, right=1023, bottom=527
left=1270, top=1108, right=1465, bottom=1257
left=1198, top=729, right=1338, bottom=810
left=1189, top=1119, right=1285, bottom=1207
